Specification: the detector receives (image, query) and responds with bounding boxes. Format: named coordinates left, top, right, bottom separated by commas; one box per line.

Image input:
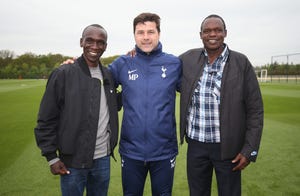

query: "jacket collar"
left=77, top=54, right=104, bottom=76
left=77, top=55, right=92, bottom=77
left=76, top=54, right=110, bottom=85
left=135, top=42, right=163, bottom=57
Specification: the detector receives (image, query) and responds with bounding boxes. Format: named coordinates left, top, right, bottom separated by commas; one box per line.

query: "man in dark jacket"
left=179, top=15, right=263, bottom=196
left=34, top=24, right=119, bottom=196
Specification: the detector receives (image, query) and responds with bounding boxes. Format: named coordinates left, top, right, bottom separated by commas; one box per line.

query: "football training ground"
left=0, top=79, right=299, bottom=195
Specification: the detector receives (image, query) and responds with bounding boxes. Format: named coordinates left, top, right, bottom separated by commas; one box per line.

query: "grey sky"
left=0, top=0, right=299, bottom=66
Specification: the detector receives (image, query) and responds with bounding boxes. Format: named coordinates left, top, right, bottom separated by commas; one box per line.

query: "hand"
left=232, top=153, right=250, bottom=171
left=126, top=49, right=136, bottom=57
left=61, top=57, right=76, bottom=65
left=50, top=160, right=70, bottom=175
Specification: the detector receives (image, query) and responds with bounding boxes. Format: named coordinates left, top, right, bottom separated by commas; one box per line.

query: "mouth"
left=88, top=51, right=99, bottom=57
left=208, top=39, right=217, bottom=44
left=141, top=42, right=152, bottom=46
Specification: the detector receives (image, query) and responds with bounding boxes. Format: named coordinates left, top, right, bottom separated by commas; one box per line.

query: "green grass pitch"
left=0, top=80, right=299, bottom=195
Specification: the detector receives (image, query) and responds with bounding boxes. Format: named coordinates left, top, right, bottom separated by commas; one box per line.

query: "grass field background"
left=0, top=79, right=299, bottom=195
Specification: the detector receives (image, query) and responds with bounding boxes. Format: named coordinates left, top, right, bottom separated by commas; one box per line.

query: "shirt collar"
left=204, top=44, right=229, bottom=73
left=204, top=43, right=229, bottom=60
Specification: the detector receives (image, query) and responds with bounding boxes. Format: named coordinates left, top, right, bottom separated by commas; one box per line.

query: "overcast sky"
left=1, top=0, right=299, bottom=66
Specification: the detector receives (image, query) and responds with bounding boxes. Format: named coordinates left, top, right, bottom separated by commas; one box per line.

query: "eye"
left=97, top=41, right=106, bottom=47
left=216, top=28, right=223, bottom=33
left=136, top=31, right=144, bottom=35
left=85, top=38, right=94, bottom=44
left=202, top=29, right=211, bottom=34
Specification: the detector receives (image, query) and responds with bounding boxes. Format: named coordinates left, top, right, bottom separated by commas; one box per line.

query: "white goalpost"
left=260, top=69, right=268, bottom=82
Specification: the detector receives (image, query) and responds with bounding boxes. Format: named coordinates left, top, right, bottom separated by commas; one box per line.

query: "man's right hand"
left=127, top=48, right=136, bottom=57
left=61, top=57, right=76, bottom=65
left=50, top=160, right=70, bottom=175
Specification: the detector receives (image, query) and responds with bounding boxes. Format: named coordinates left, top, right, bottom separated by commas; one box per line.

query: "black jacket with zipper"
left=34, top=55, right=119, bottom=168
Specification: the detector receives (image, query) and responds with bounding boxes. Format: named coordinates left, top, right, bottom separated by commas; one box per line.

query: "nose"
left=89, top=41, right=105, bottom=49
left=143, top=32, right=150, bottom=40
left=208, top=30, right=217, bottom=36
left=90, top=43, right=97, bottom=49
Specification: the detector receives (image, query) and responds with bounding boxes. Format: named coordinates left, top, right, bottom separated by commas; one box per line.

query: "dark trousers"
left=60, top=156, right=110, bottom=196
left=121, top=155, right=176, bottom=196
left=187, top=138, right=241, bottom=196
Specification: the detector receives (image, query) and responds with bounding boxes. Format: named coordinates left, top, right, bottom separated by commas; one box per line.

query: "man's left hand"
left=232, top=153, right=250, bottom=171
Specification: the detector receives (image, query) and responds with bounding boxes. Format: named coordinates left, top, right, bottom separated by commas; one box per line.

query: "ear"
left=103, top=43, right=107, bottom=51
left=224, top=29, right=227, bottom=38
left=80, top=38, right=83, bottom=47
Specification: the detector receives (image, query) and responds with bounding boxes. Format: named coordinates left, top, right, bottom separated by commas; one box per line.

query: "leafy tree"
left=101, top=55, right=119, bottom=66
left=0, top=50, right=15, bottom=68
left=2, top=50, right=297, bottom=79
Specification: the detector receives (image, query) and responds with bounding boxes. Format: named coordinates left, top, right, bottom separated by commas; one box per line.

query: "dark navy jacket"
left=109, top=42, right=182, bottom=161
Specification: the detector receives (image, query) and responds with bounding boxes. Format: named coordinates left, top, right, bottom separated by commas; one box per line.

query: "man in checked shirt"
left=179, top=14, right=264, bottom=196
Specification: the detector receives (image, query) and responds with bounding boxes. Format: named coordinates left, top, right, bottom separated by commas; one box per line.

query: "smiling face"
left=134, top=21, right=160, bottom=53
left=80, top=25, right=107, bottom=67
left=200, top=17, right=227, bottom=54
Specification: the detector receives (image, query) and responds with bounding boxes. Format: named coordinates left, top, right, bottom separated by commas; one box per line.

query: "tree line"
left=0, top=50, right=119, bottom=79
left=0, top=50, right=299, bottom=79
left=259, top=62, right=300, bottom=76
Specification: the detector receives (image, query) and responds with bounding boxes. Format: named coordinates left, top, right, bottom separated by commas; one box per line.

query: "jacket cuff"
left=242, top=150, right=258, bottom=162
left=45, top=152, right=58, bottom=162
left=248, top=150, right=258, bottom=162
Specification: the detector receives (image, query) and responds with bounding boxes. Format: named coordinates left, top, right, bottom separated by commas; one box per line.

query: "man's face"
left=80, top=26, right=107, bottom=67
left=134, top=21, right=160, bottom=53
left=200, top=17, right=227, bottom=52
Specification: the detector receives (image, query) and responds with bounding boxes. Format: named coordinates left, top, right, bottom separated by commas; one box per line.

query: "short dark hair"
left=200, top=14, right=226, bottom=32
left=82, top=24, right=107, bottom=38
left=133, top=13, right=161, bottom=33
